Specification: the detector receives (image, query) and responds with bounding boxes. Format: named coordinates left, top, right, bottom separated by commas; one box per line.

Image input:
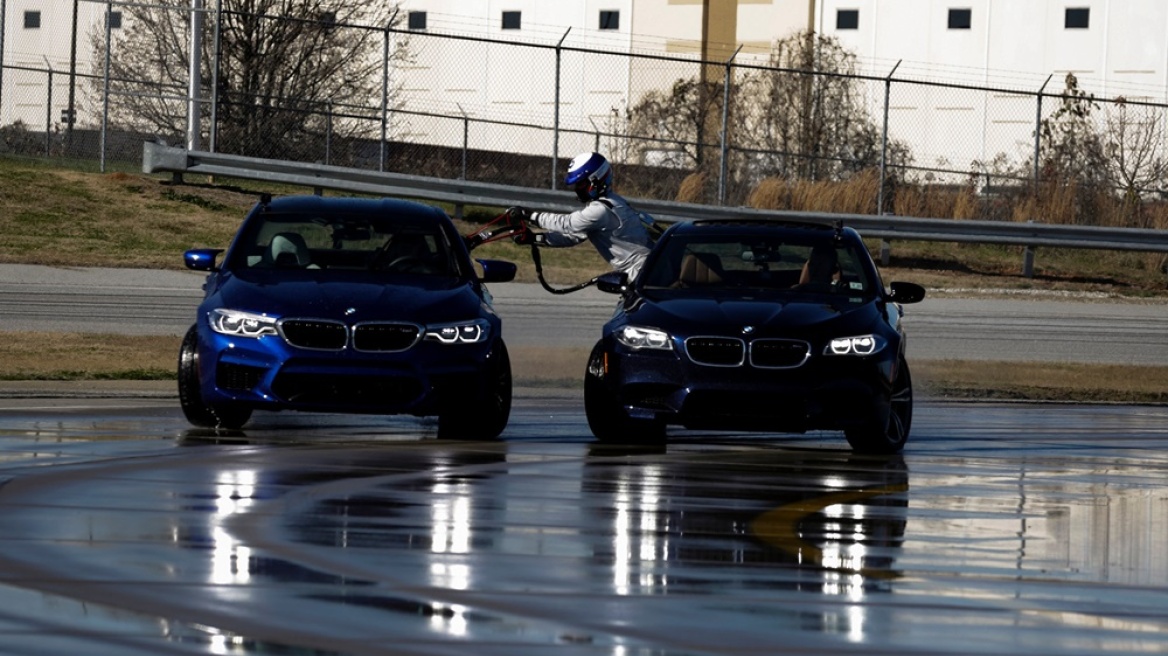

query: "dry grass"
left=0, top=332, right=178, bottom=380
left=675, top=172, right=710, bottom=204
left=745, top=165, right=1168, bottom=233
left=0, top=157, right=617, bottom=284
left=913, top=360, right=1168, bottom=404
left=0, top=162, right=256, bottom=268
left=748, top=169, right=881, bottom=214
left=3, top=156, right=1167, bottom=292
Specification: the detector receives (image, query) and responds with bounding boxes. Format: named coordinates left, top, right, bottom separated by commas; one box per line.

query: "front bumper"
left=601, top=342, right=897, bottom=432
left=196, top=328, right=495, bottom=416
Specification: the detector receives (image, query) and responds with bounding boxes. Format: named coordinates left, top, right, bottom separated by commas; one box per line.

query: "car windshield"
left=231, top=211, right=461, bottom=277
left=640, top=231, right=874, bottom=297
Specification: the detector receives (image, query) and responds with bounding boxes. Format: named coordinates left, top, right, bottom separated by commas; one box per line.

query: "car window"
left=235, top=212, right=459, bottom=276
left=641, top=232, right=872, bottom=296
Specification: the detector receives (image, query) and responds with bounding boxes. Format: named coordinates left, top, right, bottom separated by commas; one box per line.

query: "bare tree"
left=89, top=0, right=406, bottom=163
left=1038, top=73, right=1107, bottom=186
left=740, top=31, right=906, bottom=182
left=624, top=77, right=745, bottom=170
left=625, top=30, right=908, bottom=203
left=1103, top=97, right=1168, bottom=198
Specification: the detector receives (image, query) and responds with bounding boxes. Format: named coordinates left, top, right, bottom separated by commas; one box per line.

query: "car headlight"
left=209, top=309, right=278, bottom=337
left=615, top=325, right=673, bottom=351
left=424, top=319, right=490, bottom=344
left=824, top=334, right=886, bottom=356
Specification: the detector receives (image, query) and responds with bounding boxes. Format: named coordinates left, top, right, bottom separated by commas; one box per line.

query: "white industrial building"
left=0, top=1, right=122, bottom=129
left=392, top=1, right=1168, bottom=173
left=3, top=1, right=1167, bottom=172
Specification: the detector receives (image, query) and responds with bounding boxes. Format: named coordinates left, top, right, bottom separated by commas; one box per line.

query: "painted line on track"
left=750, top=483, right=908, bottom=580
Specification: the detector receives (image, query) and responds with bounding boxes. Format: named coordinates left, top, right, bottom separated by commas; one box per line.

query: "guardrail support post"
left=880, top=239, right=891, bottom=266
left=1022, top=245, right=1036, bottom=278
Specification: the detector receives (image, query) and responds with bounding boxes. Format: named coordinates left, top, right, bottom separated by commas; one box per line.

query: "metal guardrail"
left=143, top=142, right=1168, bottom=257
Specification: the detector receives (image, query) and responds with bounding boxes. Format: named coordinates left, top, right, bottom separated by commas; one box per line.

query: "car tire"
left=178, top=325, right=252, bottom=430
left=845, top=358, right=912, bottom=454
left=437, top=339, right=512, bottom=440
left=584, top=343, right=665, bottom=444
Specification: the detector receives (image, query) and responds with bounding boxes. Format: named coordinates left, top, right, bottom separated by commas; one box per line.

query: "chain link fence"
left=3, top=0, right=1168, bottom=225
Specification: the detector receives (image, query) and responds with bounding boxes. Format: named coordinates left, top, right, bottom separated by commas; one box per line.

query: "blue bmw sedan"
left=584, top=218, right=926, bottom=453
left=179, top=194, right=516, bottom=438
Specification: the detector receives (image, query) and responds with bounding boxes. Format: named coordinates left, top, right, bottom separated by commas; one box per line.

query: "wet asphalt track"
left=3, top=264, right=1168, bottom=653
left=0, top=392, right=1166, bottom=655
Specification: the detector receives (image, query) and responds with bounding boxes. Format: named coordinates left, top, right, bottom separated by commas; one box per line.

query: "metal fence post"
left=186, top=0, right=204, bottom=151
left=877, top=60, right=901, bottom=216
left=0, top=0, right=6, bottom=123
left=101, top=1, right=112, bottom=173
left=66, top=0, right=78, bottom=152
left=380, top=23, right=390, bottom=172
left=718, top=46, right=742, bottom=206
left=209, top=0, right=222, bottom=153
left=588, top=116, right=601, bottom=153
left=43, top=60, right=52, bottom=156
left=1034, top=74, right=1053, bottom=193
left=455, top=103, right=468, bottom=220
left=325, top=101, right=333, bottom=166
left=458, top=103, right=468, bottom=180
left=552, top=28, right=570, bottom=190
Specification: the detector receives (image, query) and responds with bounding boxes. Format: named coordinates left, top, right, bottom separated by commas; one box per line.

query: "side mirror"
left=476, top=258, right=517, bottom=283
left=596, top=271, right=629, bottom=294
left=888, top=281, right=926, bottom=304
left=184, top=248, right=223, bottom=272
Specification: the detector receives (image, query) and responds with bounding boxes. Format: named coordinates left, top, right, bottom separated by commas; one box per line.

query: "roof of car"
left=669, top=217, right=855, bottom=239
left=257, top=194, right=449, bottom=220
left=687, top=217, right=836, bottom=229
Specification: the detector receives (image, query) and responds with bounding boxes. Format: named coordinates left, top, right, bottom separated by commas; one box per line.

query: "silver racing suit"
left=528, top=192, right=653, bottom=279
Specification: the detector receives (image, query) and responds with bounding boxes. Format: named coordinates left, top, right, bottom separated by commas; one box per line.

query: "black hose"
left=530, top=243, right=600, bottom=295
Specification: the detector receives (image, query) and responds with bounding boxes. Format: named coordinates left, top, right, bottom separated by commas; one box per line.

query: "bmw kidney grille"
left=278, top=319, right=421, bottom=352
left=685, top=337, right=745, bottom=366
left=279, top=319, right=348, bottom=350
left=749, top=339, right=810, bottom=368
left=353, top=323, right=421, bottom=352
left=685, top=336, right=810, bottom=368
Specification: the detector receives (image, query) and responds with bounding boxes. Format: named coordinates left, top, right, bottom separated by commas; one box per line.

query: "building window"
left=599, top=10, right=620, bottom=30
left=836, top=9, right=858, bottom=30
left=501, top=11, right=521, bottom=30
left=1065, top=7, right=1089, bottom=28
left=109, top=11, right=122, bottom=29
left=408, top=11, right=427, bottom=30
left=948, top=8, right=971, bottom=29
left=23, top=10, right=40, bottom=29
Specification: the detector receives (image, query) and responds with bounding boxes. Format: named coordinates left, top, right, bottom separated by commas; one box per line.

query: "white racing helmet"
left=565, top=152, right=612, bottom=202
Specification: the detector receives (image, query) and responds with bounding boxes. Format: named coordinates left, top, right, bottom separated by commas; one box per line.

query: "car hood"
left=210, top=271, right=486, bottom=323
left=626, top=293, right=883, bottom=337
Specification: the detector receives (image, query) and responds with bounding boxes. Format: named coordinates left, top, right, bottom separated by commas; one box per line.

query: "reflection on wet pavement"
left=0, top=400, right=1164, bottom=653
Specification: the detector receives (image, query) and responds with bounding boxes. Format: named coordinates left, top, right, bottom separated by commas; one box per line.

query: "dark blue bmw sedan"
left=584, top=218, right=926, bottom=453
left=179, top=194, right=516, bottom=438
